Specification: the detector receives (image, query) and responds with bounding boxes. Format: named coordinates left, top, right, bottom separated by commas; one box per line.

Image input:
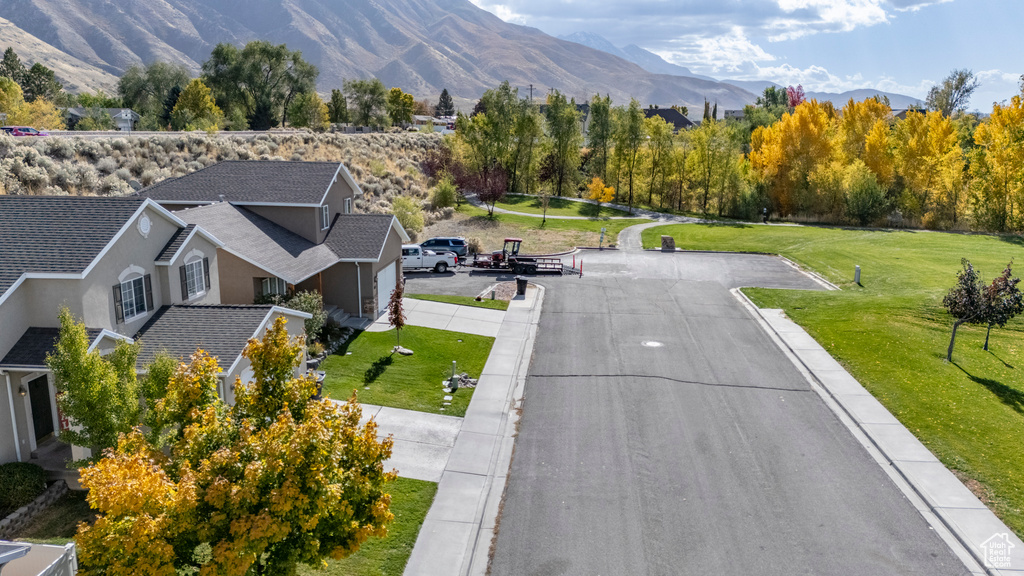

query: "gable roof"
left=155, top=224, right=196, bottom=264
left=643, top=108, right=694, bottom=131
left=324, top=214, right=409, bottom=260
left=67, top=107, right=140, bottom=121
left=176, top=203, right=339, bottom=283
left=0, top=196, right=145, bottom=298
left=139, top=161, right=349, bottom=206
left=0, top=327, right=104, bottom=370
left=134, top=305, right=276, bottom=367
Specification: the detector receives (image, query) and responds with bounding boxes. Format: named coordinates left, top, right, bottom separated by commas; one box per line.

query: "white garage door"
left=376, top=261, right=397, bottom=316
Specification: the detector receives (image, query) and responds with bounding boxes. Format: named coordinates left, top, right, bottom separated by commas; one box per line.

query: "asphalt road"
left=420, top=245, right=966, bottom=576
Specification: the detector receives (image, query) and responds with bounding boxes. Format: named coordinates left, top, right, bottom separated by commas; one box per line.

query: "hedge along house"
left=139, top=160, right=409, bottom=321
left=0, top=196, right=309, bottom=466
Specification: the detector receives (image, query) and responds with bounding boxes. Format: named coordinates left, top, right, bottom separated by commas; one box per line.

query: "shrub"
left=0, top=463, right=47, bottom=512
left=467, top=237, right=483, bottom=254
left=392, top=196, right=424, bottom=235
left=431, top=176, right=457, bottom=209
left=285, top=291, right=328, bottom=343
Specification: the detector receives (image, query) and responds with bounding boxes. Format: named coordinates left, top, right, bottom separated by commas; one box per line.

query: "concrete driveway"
left=483, top=248, right=970, bottom=575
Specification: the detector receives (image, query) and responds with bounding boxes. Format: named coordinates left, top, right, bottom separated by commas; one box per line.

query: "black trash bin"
left=515, top=276, right=527, bottom=296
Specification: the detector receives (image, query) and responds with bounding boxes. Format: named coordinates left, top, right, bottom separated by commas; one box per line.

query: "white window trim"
left=261, top=277, right=288, bottom=297
left=344, top=198, right=352, bottom=214
left=118, top=264, right=146, bottom=283
left=320, top=205, right=330, bottom=230
left=184, top=258, right=206, bottom=299
left=121, top=276, right=147, bottom=321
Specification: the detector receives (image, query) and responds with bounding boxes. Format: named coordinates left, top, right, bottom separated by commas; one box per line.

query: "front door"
left=28, top=376, right=54, bottom=442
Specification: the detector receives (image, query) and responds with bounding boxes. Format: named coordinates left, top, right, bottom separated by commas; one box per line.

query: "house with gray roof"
left=66, top=107, right=141, bottom=132
left=142, top=161, right=409, bottom=321
left=0, top=196, right=308, bottom=466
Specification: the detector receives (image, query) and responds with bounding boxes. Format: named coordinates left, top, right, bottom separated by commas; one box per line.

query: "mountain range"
left=0, top=0, right=921, bottom=112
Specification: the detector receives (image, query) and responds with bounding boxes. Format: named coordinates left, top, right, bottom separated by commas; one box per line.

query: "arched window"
left=114, top=265, right=152, bottom=323
left=179, top=250, right=210, bottom=300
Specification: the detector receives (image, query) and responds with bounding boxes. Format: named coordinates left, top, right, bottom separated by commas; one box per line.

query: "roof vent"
left=218, top=194, right=226, bottom=203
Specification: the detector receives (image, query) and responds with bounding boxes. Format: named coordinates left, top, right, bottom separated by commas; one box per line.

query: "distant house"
left=139, top=161, right=409, bottom=321
left=66, top=107, right=141, bottom=132
left=643, top=107, right=694, bottom=132
left=723, top=109, right=746, bottom=120
left=0, top=196, right=308, bottom=465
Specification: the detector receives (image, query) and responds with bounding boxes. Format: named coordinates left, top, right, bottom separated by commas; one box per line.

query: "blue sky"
left=468, top=0, right=1021, bottom=109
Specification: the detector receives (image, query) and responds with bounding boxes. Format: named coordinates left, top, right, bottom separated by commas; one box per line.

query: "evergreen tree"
left=159, top=85, right=182, bottom=128
left=0, top=47, right=23, bottom=84
left=328, top=88, right=349, bottom=123
left=435, top=88, right=455, bottom=116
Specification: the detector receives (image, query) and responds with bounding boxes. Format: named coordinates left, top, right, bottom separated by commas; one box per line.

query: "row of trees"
left=438, top=70, right=1024, bottom=232
left=1, top=44, right=457, bottom=133
left=431, top=81, right=749, bottom=217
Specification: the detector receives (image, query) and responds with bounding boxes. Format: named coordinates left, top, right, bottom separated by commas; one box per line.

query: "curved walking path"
left=465, top=193, right=701, bottom=223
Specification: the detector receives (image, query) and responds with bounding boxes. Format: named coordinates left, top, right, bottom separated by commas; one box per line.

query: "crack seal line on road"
left=528, top=373, right=811, bottom=393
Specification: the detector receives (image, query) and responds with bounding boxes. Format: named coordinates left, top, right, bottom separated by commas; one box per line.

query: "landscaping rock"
left=394, top=346, right=414, bottom=356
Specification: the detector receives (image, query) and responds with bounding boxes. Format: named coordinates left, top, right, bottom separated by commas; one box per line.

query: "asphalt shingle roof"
left=139, top=161, right=341, bottom=205
left=0, top=327, right=103, bottom=369
left=134, top=305, right=274, bottom=367
left=155, top=224, right=195, bottom=263
left=323, top=214, right=397, bottom=260
left=0, top=196, right=144, bottom=297
left=176, top=204, right=338, bottom=283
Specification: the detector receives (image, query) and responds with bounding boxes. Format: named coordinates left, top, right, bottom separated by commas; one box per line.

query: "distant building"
left=538, top=102, right=592, bottom=135
left=66, top=108, right=140, bottom=132
left=723, top=109, right=746, bottom=120
left=642, top=107, right=694, bottom=132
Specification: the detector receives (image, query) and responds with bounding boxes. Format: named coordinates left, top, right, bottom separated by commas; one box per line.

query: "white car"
left=402, top=244, right=458, bottom=273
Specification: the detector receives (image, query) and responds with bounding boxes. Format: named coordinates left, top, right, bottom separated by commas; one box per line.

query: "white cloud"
left=770, top=0, right=888, bottom=40
left=656, top=27, right=776, bottom=75
left=886, top=0, right=953, bottom=12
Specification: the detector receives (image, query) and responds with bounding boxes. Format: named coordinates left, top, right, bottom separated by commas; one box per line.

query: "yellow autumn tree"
left=749, top=100, right=834, bottom=215
left=76, top=317, right=395, bottom=576
left=837, top=97, right=892, bottom=163
left=0, top=76, right=65, bottom=130
left=171, top=78, right=223, bottom=131
left=587, top=176, right=615, bottom=204
left=892, top=110, right=959, bottom=224
left=862, top=119, right=895, bottom=189
left=972, top=93, right=1024, bottom=231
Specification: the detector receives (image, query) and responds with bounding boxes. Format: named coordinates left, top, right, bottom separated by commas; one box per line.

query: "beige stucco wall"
left=217, top=251, right=272, bottom=304
left=158, top=233, right=222, bottom=306
left=0, top=370, right=55, bottom=462
left=245, top=205, right=321, bottom=244
left=0, top=206, right=198, bottom=351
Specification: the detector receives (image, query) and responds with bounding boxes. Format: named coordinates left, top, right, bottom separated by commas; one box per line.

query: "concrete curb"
left=403, top=284, right=544, bottom=576
left=732, top=288, right=1024, bottom=575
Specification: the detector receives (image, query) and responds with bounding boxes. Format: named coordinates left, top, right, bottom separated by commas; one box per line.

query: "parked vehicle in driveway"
left=419, top=236, right=469, bottom=258
left=402, top=244, right=458, bottom=273
left=1, top=126, right=49, bottom=137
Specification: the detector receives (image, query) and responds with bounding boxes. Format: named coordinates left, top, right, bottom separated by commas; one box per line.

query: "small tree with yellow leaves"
left=75, top=317, right=396, bottom=576
left=587, top=177, right=615, bottom=206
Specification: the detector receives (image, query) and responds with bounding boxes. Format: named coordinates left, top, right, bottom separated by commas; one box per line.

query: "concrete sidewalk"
left=358, top=404, right=463, bottom=482
left=403, top=285, right=543, bottom=576
left=738, top=293, right=1024, bottom=575
left=366, top=297, right=506, bottom=338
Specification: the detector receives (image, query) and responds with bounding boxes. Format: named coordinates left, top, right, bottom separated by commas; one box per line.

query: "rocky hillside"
left=0, top=16, right=117, bottom=94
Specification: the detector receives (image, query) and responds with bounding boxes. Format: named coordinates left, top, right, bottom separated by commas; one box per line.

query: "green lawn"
left=463, top=204, right=650, bottom=246
left=407, top=293, right=510, bottom=311
left=644, top=223, right=1024, bottom=536
left=320, top=326, right=494, bottom=417
left=298, top=477, right=437, bottom=576
left=495, top=194, right=630, bottom=218
left=14, top=490, right=93, bottom=545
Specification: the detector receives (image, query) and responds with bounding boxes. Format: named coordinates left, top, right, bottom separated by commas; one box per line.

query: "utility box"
left=661, top=236, right=676, bottom=252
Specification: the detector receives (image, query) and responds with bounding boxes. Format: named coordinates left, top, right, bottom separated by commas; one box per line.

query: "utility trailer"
left=470, top=238, right=565, bottom=274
